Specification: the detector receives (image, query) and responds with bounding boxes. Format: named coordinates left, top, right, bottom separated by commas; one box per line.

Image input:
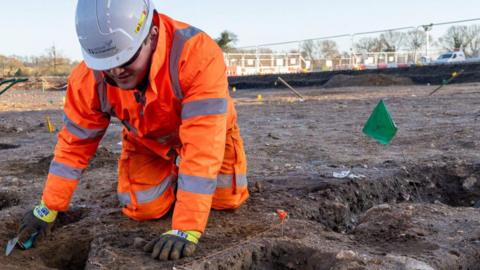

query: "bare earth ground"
left=0, top=83, right=479, bottom=269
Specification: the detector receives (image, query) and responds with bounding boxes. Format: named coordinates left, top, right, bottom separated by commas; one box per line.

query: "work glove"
left=18, top=201, right=57, bottom=248
left=143, top=230, right=201, bottom=261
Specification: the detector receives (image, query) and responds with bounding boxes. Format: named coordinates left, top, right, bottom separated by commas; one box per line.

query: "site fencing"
left=225, top=18, right=480, bottom=76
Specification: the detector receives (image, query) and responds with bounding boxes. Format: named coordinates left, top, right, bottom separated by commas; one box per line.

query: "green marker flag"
left=362, top=99, right=398, bottom=145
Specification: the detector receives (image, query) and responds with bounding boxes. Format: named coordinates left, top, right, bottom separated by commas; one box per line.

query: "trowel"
left=5, top=232, right=39, bottom=256
left=5, top=236, right=19, bottom=256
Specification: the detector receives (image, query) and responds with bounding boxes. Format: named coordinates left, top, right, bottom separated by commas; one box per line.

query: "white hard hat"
left=75, top=0, right=155, bottom=71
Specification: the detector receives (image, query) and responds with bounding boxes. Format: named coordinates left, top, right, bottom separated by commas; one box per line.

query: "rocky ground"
left=0, top=82, right=479, bottom=269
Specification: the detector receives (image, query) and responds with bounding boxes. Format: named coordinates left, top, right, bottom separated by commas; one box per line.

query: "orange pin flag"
left=276, top=209, right=288, bottom=236
left=276, top=209, right=288, bottom=221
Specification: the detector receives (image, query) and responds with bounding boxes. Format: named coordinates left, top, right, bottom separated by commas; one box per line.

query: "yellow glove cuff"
left=33, top=201, right=58, bottom=223
left=164, top=230, right=201, bottom=244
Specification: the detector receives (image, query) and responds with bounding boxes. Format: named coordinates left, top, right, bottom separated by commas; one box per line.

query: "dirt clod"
left=54, top=207, right=88, bottom=229
left=133, top=237, right=147, bottom=249
left=253, top=181, right=264, bottom=193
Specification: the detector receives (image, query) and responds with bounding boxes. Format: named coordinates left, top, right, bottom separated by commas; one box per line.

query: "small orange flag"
left=276, top=209, right=288, bottom=223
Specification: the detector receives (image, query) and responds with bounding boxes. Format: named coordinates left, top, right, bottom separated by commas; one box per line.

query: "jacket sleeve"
left=172, top=33, right=228, bottom=233
left=42, top=65, right=110, bottom=211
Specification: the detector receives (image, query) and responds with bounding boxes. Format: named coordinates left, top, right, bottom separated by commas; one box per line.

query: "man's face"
left=104, top=27, right=158, bottom=90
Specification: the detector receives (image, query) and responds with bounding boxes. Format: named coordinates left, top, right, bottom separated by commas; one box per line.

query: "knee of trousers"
left=122, top=188, right=175, bottom=221
left=212, top=185, right=249, bottom=210
left=117, top=138, right=177, bottom=221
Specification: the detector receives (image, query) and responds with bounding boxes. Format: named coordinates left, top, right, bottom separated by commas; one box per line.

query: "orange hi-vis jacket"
left=41, top=13, right=246, bottom=232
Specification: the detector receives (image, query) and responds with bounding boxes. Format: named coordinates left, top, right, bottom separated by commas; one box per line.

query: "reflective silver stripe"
left=217, top=174, right=233, bottom=188
left=117, top=192, right=130, bottom=206
left=236, top=174, right=248, bottom=187
left=49, top=160, right=83, bottom=180
left=63, top=114, right=105, bottom=139
left=93, top=71, right=115, bottom=116
left=117, top=175, right=174, bottom=206
left=169, top=26, right=202, bottom=100
left=178, top=174, right=216, bottom=195
left=217, top=174, right=248, bottom=188
left=175, top=155, right=181, bottom=167
left=182, top=98, right=227, bottom=120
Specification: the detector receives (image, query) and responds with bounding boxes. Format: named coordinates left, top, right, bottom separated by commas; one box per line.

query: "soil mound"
left=324, top=74, right=414, bottom=88
left=6, top=77, right=68, bottom=91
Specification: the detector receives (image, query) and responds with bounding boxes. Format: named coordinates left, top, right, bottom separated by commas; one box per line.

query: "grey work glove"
left=18, top=201, right=57, bottom=249
left=143, top=230, right=201, bottom=261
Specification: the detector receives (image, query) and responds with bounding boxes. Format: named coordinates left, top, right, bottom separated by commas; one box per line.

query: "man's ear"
left=149, top=25, right=159, bottom=51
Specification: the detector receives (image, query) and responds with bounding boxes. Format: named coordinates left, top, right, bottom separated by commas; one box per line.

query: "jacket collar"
left=148, top=12, right=170, bottom=94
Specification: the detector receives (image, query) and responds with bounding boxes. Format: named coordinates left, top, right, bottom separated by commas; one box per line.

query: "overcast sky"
left=1, top=0, right=480, bottom=60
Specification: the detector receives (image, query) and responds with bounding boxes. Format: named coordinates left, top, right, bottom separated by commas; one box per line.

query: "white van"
left=434, top=51, right=466, bottom=64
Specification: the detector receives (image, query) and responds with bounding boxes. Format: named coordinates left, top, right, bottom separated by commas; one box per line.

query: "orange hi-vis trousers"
left=118, top=124, right=249, bottom=222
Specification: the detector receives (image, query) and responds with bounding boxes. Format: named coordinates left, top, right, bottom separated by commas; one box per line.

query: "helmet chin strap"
left=102, top=72, right=118, bottom=87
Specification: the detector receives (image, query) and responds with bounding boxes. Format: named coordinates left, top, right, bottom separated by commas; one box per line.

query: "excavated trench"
left=0, top=192, right=19, bottom=210
left=40, top=234, right=93, bottom=270
left=201, top=162, right=480, bottom=270
left=0, top=143, right=19, bottom=150
left=291, top=163, right=480, bottom=233
left=0, top=197, right=91, bottom=269
left=185, top=240, right=338, bottom=270
left=40, top=207, right=92, bottom=270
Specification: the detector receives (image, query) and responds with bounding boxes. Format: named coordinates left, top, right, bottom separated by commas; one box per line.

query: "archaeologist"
left=17, top=0, right=248, bottom=261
